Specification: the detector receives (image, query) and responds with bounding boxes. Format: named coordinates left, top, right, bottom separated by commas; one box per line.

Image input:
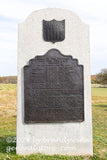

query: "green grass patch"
left=92, top=104, right=107, bottom=152
left=91, top=88, right=107, bottom=97
left=0, top=84, right=17, bottom=91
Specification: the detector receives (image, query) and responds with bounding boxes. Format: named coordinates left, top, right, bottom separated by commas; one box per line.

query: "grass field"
left=0, top=84, right=107, bottom=160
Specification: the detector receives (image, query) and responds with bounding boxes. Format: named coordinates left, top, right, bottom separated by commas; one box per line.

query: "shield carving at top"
left=43, top=19, right=65, bottom=43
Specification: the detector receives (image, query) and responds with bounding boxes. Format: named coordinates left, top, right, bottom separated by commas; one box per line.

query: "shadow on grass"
left=0, top=136, right=16, bottom=155
left=93, top=104, right=107, bottom=109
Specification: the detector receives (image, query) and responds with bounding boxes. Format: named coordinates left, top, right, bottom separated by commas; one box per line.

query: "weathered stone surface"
left=17, top=8, right=93, bottom=156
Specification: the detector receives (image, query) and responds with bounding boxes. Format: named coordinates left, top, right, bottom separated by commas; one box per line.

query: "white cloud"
left=0, top=0, right=46, bottom=20
left=0, top=31, right=17, bottom=42
left=90, top=23, right=107, bottom=48
left=0, top=41, right=17, bottom=50
left=0, top=0, right=107, bottom=21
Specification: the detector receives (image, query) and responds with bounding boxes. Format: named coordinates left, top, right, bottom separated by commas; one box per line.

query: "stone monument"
left=17, top=8, right=93, bottom=155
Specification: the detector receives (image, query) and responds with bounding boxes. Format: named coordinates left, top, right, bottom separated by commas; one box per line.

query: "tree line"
left=0, top=68, right=107, bottom=84
left=91, top=68, right=107, bottom=85
left=0, top=76, right=17, bottom=84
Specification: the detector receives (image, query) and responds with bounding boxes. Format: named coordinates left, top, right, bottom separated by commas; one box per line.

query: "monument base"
left=17, top=145, right=93, bottom=156
left=16, top=123, right=93, bottom=156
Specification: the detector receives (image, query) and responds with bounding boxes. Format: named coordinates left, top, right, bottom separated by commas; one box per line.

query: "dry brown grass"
left=92, top=96, right=107, bottom=104
left=0, top=89, right=17, bottom=119
left=0, top=84, right=17, bottom=137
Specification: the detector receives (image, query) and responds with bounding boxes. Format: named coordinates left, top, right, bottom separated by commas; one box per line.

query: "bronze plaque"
left=24, top=49, right=84, bottom=123
left=43, top=19, right=65, bottom=43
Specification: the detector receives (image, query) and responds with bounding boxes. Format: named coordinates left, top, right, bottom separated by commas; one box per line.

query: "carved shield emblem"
left=43, top=19, right=65, bottom=43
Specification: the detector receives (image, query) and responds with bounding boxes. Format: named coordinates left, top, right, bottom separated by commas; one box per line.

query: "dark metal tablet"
left=24, top=49, right=84, bottom=123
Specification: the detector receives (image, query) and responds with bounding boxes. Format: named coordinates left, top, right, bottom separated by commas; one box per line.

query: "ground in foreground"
left=0, top=84, right=107, bottom=159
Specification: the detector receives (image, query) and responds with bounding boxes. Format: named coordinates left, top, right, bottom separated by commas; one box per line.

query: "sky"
left=0, top=0, right=107, bottom=76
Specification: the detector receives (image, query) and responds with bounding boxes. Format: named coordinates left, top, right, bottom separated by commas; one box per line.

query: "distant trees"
left=91, top=75, right=97, bottom=84
left=96, top=69, right=107, bottom=85
left=0, top=76, right=17, bottom=84
left=0, top=68, right=107, bottom=85
left=91, top=68, right=107, bottom=85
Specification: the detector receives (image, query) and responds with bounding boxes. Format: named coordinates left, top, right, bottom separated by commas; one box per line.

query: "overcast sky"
left=0, top=0, right=107, bottom=76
